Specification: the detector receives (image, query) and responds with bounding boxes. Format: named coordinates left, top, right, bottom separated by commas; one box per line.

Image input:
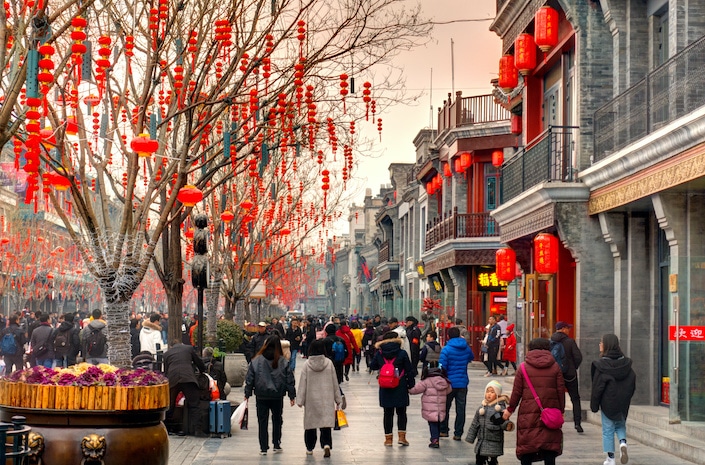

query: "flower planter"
left=0, top=365, right=170, bottom=464
left=224, top=353, right=248, bottom=387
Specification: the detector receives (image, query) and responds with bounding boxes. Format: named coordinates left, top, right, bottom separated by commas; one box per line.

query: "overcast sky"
left=349, top=0, right=500, bottom=207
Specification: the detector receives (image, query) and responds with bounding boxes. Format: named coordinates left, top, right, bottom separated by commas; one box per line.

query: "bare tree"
left=6, top=0, right=430, bottom=366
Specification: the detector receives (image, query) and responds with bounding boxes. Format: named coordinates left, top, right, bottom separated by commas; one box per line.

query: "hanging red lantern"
left=492, top=150, right=504, bottom=168
left=131, top=133, right=159, bottom=157
left=535, top=6, right=559, bottom=53
left=184, top=227, right=194, bottom=240
left=443, top=162, right=452, bottom=177
left=511, top=113, right=522, bottom=134
left=460, top=151, right=472, bottom=170
left=496, top=247, right=516, bottom=282
left=177, top=185, right=203, bottom=207
left=220, top=210, right=234, bottom=223
left=240, top=199, right=253, bottom=210
left=534, top=232, right=558, bottom=274
left=454, top=157, right=463, bottom=174
left=498, top=55, right=518, bottom=92
left=340, top=73, right=349, bottom=113
left=514, top=33, right=536, bottom=75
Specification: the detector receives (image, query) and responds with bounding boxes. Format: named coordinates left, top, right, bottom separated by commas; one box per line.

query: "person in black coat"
left=591, top=334, right=636, bottom=465
left=164, top=341, right=207, bottom=437
left=405, top=316, right=422, bottom=377
left=129, top=318, right=141, bottom=359
left=52, top=312, right=81, bottom=367
left=322, top=323, right=346, bottom=384
left=369, top=332, right=415, bottom=447
left=2, top=314, right=26, bottom=374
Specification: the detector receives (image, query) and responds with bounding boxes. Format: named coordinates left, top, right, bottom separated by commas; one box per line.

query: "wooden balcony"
left=424, top=209, right=498, bottom=252
left=378, top=240, right=390, bottom=264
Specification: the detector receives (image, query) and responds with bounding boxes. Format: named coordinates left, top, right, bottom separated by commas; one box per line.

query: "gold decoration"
left=80, top=433, right=106, bottom=465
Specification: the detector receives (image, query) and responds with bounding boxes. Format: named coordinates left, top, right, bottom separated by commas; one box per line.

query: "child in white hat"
left=465, top=380, right=514, bottom=465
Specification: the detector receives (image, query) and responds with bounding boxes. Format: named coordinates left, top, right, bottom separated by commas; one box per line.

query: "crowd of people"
left=238, top=313, right=636, bottom=465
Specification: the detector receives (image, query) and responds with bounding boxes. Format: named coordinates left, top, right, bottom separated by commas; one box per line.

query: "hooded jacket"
left=439, top=336, right=475, bottom=388
left=507, top=349, right=565, bottom=458
left=296, top=354, right=342, bottom=430
left=409, top=370, right=452, bottom=422
left=590, top=350, right=636, bottom=421
left=336, top=325, right=359, bottom=366
left=550, top=330, right=582, bottom=380
left=140, top=320, right=165, bottom=356
left=79, top=320, right=108, bottom=358
left=370, top=337, right=415, bottom=408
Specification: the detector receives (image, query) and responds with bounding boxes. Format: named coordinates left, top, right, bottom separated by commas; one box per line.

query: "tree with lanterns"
left=3, top=0, right=431, bottom=366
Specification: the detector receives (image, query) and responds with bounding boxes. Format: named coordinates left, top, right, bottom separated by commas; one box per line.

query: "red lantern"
left=184, top=227, right=194, bottom=240
left=514, top=33, right=536, bottom=75
left=220, top=210, right=234, bottom=223
left=534, top=232, right=558, bottom=274
left=498, top=55, right=518, bottom=92
left=511, top=114, right=522, bottom=134
left=460, top=151, right=472, bottom=170
left=454, top=157, right=464, bottom=174
left=240, top=199, right=253, bottom=210
left=131, top=133, right=159, bottom=157
left=177, top=185, right=203, bottom=207
left=535, top=6, right=559, bottom=53
left=492, top=150, right=504, bottom=168
left=443, top=162, right=452, bottom=177
left=496, top=248, right=516, bottom=282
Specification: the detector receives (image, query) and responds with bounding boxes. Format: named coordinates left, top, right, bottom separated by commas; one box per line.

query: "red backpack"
left=378, top=356, right=402, bottom=388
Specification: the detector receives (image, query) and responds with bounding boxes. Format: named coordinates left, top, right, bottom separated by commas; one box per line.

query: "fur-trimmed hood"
left=142, top=320, right=161, bottom=332
left=375, top=337, right=402, bottom=350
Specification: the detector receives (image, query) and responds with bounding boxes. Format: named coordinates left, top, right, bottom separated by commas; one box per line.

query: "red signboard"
left=668, top=326, right=705, bottom=341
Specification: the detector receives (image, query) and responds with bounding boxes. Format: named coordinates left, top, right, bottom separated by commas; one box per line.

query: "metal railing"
left=0, top=416, right=32, bottom=464
left=424, top=209, right=498, bottom=251
left=437, top=94, right=511, bottom=134
left=501, top=125, right=579, bottom=203
left=594, top=33, right=705, bottom=162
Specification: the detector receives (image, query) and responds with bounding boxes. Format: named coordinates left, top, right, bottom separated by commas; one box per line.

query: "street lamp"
left=191, top=214, right=209, bottom=355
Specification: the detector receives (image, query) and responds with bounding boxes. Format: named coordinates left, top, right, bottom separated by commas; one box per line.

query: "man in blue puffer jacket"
left=439, top=326, right=474, bottom=440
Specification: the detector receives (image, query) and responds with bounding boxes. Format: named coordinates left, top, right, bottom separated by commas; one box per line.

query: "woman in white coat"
left=296, top=339, right=343, bottom=457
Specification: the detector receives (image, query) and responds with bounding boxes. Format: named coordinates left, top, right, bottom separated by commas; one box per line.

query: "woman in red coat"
left=502, top=324, right=517, bottom=375
left=336, top=321, right=359, bottom=381
left=502, top=337, right=565, bottom=465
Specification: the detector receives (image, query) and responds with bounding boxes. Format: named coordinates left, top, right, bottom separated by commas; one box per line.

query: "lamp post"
left=191, top=214, right=209, bottom=355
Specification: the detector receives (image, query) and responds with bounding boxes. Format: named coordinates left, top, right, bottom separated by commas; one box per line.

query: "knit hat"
left=486, top=380, right=502, bottom=397
left=506, top=323, right=515, bottom=332
left=325, top=323, right=337, bottom=335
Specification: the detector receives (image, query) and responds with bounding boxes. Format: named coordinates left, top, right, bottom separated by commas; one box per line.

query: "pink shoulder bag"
left=520, top=363, right=564, bottom=430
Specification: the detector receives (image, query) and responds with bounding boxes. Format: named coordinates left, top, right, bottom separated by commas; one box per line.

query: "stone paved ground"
left=169, top=358, right=699, bottom=465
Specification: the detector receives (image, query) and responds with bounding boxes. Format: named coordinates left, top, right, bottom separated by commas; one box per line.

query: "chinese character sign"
left=668, top=326, right=705, bottom=341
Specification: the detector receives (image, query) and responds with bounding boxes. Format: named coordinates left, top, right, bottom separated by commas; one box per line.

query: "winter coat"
left=507, top=350, right=565, bottom=458
left=140, top=321, right=165, bottom=356
left=369, top=337, right=415, bottom=408
left=336, top=326, right=359, bottom=366
left=408, top=371, right=452, bottom=422
left=361, top=327, right=376, bottom=357
left=244, top=351, right=296, bottom=401
left=52, top=321, right=80, bottom=358
left=296, top=355, right=342, bottom=430
left=407, top=324, right=422, bottom=366
left=590, top=351, right=636, bottom=421
left=503, top=333, right=517, bottom=363
left=439, top=337, right=475, bottom=388
left=550, top=331, right=582, bottom=381
left=285, top=327, right=303, bottom=351
left=163, top=343, right=206, bottom=387
left=30, top=323, right=55, bottom=360
left=351, top=328, right=363, bottom=352
left=465, top=394, right=512, bottom=458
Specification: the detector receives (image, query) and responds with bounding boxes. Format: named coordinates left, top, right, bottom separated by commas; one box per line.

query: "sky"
left=349, top=0, right=501, bottom=207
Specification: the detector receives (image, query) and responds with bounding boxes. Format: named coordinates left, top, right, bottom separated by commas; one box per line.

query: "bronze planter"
left=0, top=406, right=168, bottom=465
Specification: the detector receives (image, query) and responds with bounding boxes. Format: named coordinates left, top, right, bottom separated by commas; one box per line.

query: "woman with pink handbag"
left=502, top=338, right=566, bottom=465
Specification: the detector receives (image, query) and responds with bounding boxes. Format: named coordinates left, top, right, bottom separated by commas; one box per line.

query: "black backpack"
left=85, top=327, right=107, bottom=356
left=53, top=329, right=71, bottom=356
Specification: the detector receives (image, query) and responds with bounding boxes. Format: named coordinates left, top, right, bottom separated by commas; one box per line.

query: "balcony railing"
left=594, top=33, right=705, bottom=163
left=424, top=209, right=498, bottom=252
left=501, top=125, right=579, bottom=203
left=437, top=93, right=511, bottom=134
left=378, top=240, right=390, bottom=264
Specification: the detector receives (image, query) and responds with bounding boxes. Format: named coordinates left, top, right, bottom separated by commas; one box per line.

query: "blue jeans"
left=36, top=358, right=53, bottom=368
left=290, top=350, right=298, bottom=371
left=601, top=410, right=627, bottom=453
left=441, top=387, right=467, bottom=437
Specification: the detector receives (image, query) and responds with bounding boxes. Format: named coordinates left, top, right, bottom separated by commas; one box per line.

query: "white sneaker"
left=603, top=456, right=616, bottom=465
left=620, top=443, right=629, bottom=464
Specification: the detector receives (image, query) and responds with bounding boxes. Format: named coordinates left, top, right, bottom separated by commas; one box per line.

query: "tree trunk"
left=104, top=299, right=132, bottom=368
left=223, top=291, right=234, bottom=321
left=166, top=280, right=184, bottom=347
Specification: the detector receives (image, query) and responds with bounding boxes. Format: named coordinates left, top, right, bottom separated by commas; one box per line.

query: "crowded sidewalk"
left=168, top=359, right=698, bottom=465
